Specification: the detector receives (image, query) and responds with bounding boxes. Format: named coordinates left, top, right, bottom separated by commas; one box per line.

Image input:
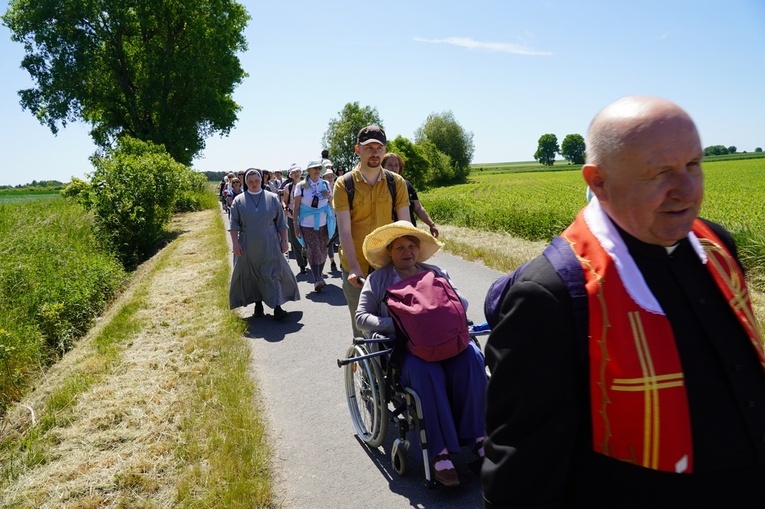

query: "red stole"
left=563, top=213, right=764, bottom=473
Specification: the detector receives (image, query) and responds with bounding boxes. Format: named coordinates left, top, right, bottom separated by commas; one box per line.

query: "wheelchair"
left=337, top=324, right=490, bottom=487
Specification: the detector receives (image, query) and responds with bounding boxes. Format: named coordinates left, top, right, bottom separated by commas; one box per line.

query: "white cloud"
left=414, top=36, right=552, bottom=56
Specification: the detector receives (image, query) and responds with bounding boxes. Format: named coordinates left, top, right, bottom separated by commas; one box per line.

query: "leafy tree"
left=728, top=146, right=737, bottom=154
left=560, top=134, right=586, bottom=164
left=3, top=0, right=250, bottom=166
left=534, top=134, right=559, bottom=166
left=322, top=102, right=383, bottom=173
left=387, top=136, right=435, bottom=190
left=418, top=140, right=454, bottom=185
left=755, top=147, right=763, bottom=153
left=704, top=145, right=729, bottom=156
left=414, top=111, right=474, bottom=183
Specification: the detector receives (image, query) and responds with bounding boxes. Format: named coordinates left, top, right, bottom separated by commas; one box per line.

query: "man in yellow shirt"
left=333, top=125, right=410, bottom=337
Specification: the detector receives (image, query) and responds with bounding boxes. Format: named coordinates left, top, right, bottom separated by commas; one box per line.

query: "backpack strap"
left=484, top=235, right=588, bottom=363
left=384, top=169, right=398, bottom=221
left=543, top=236, right=588, bottom=364
left=483, top=261, right=531, bottom=330
left=341, top=172, right=355, bottom=211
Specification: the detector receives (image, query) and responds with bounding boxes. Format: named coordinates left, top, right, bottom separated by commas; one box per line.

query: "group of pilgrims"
left=221, top=157, right=347, bottom=320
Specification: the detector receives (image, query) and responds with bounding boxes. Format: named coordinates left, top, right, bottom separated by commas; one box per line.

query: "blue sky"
left=1, top=0, right=763, bottom=187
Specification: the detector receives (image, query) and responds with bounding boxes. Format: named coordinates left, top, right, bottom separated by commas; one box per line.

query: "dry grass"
left=435, top=223, right=548, bottom=272
left=0, top=210, right=274, bottom=508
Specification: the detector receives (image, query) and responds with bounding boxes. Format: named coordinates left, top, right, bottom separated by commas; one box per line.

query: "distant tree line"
left=0, top=180, right=65, bottom=190
left=534, top=137, right=763, bottom=166
left=703, top=145, right=765, bottom=156
left=202, top=171, right=229, bottom=182
left=534, top=133, right=586, bottom=166
left=705, top=145, right=738, bottom=156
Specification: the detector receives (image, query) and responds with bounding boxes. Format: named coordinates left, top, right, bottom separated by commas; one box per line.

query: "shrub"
left=90, top=137, right=186, bottom=268
left=61, top=177, right=93, bottom=208
left=175, top=170, right=216, bottom=212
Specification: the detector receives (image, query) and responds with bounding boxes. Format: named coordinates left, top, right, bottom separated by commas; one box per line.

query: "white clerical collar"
left=583, top=197, right=706, bottom=315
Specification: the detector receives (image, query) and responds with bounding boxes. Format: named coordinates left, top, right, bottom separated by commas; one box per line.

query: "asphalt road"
left=228, top=214, right=505, bottom=508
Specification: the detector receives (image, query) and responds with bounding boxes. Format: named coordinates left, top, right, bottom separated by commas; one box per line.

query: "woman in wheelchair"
left=355, top=221, right=487, bottom=487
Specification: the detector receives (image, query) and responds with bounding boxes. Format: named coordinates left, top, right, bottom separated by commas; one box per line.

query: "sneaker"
left=330, top=261, right=338, bottom=272
left=299, top=267, right=307, bottom=275
left=314, top=279, right=325, bottom=292
left=274, top=307, right=288, bottom=320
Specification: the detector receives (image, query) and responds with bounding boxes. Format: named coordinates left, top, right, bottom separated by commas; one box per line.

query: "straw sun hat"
left=362, top=221, right=443, bottom=269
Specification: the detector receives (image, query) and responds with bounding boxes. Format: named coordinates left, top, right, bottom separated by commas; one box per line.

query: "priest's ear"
left=583, top=163, right=607, bottom=204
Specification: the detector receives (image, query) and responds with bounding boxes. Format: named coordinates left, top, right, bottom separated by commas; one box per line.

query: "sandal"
left=432, top=453, right=459, bottom=487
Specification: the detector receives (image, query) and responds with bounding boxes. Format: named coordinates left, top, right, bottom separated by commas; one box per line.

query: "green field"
left=421, top=157, right=765, bottom=288
left=0, top=197, right=126, bottom=413
left=0, top=191, right=62, bottom=204
left=469, top=151, right=765, bottom=175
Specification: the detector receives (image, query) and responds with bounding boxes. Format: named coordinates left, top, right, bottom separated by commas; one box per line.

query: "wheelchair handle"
left=336, top=347, right=392, bottom=368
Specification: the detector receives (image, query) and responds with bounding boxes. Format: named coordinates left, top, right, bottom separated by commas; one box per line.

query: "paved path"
left=227, top=213, right=504, bottom=508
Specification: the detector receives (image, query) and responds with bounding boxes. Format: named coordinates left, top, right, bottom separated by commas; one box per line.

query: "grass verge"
left=0, top=209, right=274, bottom=507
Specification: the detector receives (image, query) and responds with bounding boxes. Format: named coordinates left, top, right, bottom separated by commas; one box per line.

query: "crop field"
left=0, top=191, right=62, bottom=204
left=421, top=157, right=765, bottom=288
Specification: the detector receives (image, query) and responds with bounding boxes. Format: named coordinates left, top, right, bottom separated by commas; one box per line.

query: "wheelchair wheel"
left=391, top=438, right=409, bottom=476
left=344, top=344, right=387, bottom=448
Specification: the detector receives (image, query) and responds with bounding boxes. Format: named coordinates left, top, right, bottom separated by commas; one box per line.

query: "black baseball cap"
left=357, top=125, right=387, bottom=146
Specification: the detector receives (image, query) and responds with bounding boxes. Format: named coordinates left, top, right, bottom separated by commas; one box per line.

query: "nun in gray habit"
left=229, top=168, right=300, bottom=319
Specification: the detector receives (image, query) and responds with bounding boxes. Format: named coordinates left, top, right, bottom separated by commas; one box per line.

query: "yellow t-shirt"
left=333, top=169, right=410, bottom=274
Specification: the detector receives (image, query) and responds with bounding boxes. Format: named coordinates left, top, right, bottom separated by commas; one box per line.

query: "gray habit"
left=229, top=190, right=300, bottom=309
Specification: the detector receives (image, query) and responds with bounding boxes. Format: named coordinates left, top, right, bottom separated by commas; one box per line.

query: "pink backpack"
left=385, top=270, right=470, bottom=362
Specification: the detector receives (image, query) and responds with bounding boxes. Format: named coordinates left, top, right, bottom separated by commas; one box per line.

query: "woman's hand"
left=232, top=240, right=243, bottom=257
left=280, top=238, right=289, bottom=254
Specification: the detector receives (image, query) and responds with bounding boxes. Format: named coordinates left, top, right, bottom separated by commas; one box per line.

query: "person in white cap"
left=294, top=160, right=335, bottom=291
